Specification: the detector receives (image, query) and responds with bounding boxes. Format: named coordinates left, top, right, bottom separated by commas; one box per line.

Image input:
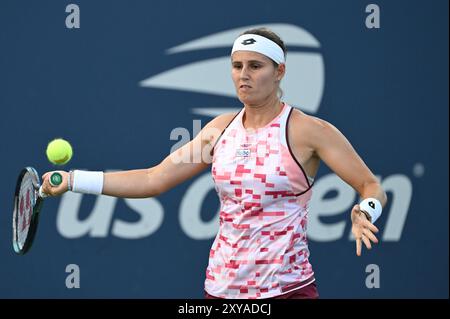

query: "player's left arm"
left=304, top=116, right=388, bottom=255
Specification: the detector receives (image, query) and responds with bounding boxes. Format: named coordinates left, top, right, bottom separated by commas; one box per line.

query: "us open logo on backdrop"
left=139, top=23, right=325, bottom=116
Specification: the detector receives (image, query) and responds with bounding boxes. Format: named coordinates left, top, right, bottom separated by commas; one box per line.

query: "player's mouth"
left=239, top=84, right=252, bottom=91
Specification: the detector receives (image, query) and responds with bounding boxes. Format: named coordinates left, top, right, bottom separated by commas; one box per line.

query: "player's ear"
left=276, top=63, right=286, bottom=81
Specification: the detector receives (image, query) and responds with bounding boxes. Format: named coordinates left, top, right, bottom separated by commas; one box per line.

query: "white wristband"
left=359, top=198, right=382, bottom=223
left=72, top=170, right=104, bottom=195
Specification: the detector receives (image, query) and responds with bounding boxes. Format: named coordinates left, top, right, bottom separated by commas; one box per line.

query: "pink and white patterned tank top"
left=205, top=103, right=315, bottom=299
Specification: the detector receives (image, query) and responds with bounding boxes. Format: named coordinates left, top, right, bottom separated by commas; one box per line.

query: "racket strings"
left=16, top=173, right=34, bottom=248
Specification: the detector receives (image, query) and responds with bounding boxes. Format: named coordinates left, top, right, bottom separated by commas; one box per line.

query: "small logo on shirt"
left=236, top=149, right=251, bottom=157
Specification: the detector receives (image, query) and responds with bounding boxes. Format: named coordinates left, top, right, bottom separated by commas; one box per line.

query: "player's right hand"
left=351, top=204, right=379, bottom=256
left=41, top=171, right=70, bottom=197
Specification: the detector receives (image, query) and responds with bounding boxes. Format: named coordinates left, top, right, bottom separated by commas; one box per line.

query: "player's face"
left=231, top=51, right=284, bottom=106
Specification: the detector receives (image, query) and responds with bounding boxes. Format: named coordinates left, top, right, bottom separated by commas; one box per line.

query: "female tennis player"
left=42, top=27, right=387, bottom=299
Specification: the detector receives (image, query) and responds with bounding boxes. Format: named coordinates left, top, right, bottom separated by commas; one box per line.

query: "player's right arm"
left=41, top=113, right=236, bottom=198
left=101, top=116, right=223, bottom=198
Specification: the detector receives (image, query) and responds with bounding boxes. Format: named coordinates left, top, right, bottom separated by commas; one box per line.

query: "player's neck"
left=243, top=97, right=283, bottom=130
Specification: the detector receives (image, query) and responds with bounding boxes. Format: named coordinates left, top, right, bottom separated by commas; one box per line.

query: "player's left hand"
left=351, top=204, right=379, bottom=256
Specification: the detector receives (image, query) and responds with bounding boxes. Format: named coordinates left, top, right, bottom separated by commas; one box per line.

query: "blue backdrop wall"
left=0, top=0, right=448, bottom=298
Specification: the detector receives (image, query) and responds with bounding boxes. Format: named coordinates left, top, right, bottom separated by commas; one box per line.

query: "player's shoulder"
left=289, top=109, right=341, bottom=144
left=207, top=111, right=240, bottom=131
left=288, top=107, right=331, bottom=132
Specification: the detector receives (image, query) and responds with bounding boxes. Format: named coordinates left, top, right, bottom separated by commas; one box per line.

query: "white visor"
left=231, top=34, right=285, bottom=64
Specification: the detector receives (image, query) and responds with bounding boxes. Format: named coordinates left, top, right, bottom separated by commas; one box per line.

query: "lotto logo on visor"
left=242, top=38, right=256, bottom=45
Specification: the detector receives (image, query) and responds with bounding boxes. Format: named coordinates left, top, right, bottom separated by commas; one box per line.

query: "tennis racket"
left=12, top=167, right=62, bottom=255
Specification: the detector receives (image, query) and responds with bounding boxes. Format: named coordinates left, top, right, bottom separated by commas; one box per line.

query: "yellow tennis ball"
left=46, top=138, right=73, bottom=165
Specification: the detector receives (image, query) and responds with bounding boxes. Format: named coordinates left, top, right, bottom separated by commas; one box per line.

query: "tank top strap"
left=279, top=103, right=293, bottom=146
